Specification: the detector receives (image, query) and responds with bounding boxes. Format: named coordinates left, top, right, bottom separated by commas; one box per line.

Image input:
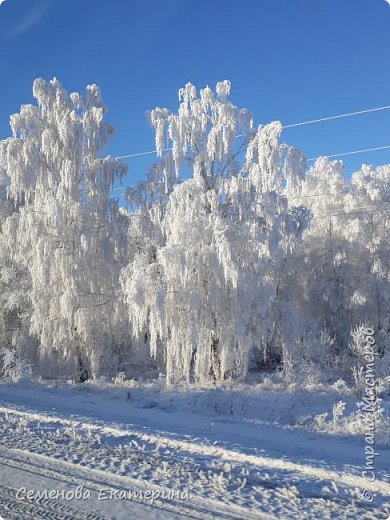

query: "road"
left=0, top=385, right=389, bottom=519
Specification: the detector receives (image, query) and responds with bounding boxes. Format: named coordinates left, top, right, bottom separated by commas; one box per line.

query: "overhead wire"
left=116, top=103, right=390, bottom=160
left=113, top=103, right=390, bottom=194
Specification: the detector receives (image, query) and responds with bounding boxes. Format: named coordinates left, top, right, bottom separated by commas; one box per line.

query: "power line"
left=113, top=142, right=390, bottom=191
left=308, top=144, right=390, bottom=162
left=117, top=150, right=167, bottom=159
left=282, top=105, right=390, bottom=129
left=114, top=186, right=390, bottom=220
left=288, top=186, right=385, bottom=202
left=113, top=162, right=390, bottom=194
left=312, top=200, right=390, bottom=218
left=117, top=148, right=172, bottom=160
left=116, top=103, right=390, bottom=160
left=116, top=196, right=390, bottom=220
left=113, top=185, right=133, bottom=191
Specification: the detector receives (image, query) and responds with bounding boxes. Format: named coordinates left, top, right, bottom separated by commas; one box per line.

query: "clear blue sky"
left=1, top=0, right=390, bottom=190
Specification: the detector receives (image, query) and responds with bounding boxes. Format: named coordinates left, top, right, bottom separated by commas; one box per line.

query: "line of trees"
left=0, top=78, right=389, bottom=385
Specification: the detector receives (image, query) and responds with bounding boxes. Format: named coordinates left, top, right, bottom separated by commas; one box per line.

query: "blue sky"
left=1, top=0, right=390, bottom=191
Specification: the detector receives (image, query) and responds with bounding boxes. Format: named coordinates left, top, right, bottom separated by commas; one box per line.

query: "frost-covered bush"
left=0, top=348, right=32, bottom=382
left=0, top=330, right=35, bottom=382
left=281, top=328, right=337, bottom=385
left=351, top=366, right=366, bottom=398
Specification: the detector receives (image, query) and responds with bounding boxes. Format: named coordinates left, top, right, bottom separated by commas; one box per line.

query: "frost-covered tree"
left=0, top=165, right=34, bottom=367
left=122, top=81, right=251, bottom=382
left=281, top=159, right=390, bottom=381
left=122, top=82, right=308, bottom=383
left=0, top=78, right=127, bottom=379
left=287, top=157, right=350, bottom=345
left=346, top=164, right=390, bottom=357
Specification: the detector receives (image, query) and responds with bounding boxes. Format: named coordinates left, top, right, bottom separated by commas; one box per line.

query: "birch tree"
left=122, top=82, right=307, bottom=383
left=0, top=78, right=127, bottom=379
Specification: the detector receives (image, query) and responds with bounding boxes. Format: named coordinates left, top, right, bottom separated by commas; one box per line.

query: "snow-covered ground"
left=0, top=379, right=389, bottom=519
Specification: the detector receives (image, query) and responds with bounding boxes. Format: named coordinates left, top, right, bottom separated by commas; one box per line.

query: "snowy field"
left=0, top=379, right=389, bottom=519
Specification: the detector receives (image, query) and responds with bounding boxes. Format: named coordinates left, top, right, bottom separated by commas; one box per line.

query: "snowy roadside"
left=2, top=375, right=389, bottom=444
left=0, top=380, right=389, bottom=519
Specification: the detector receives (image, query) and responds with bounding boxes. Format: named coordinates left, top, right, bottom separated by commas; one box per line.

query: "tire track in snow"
left=0, top=482, right=106, bottom=520
left=1, top=405, right=389, bottom=499
left=0, top=448, right=269, bottom=520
